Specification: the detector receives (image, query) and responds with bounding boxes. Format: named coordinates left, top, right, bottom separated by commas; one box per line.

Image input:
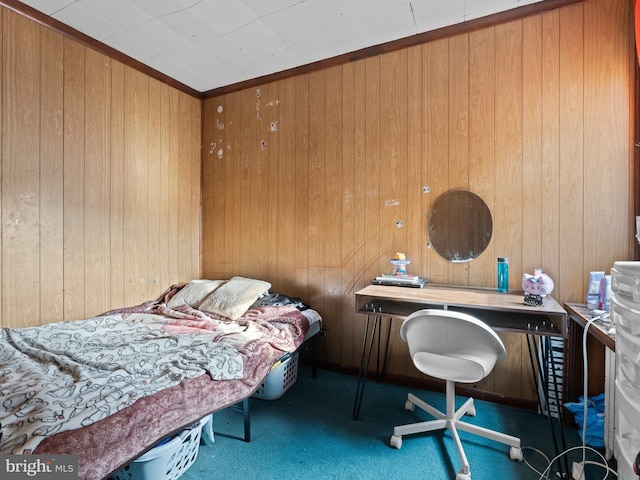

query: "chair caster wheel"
left=465, top=405, right=476, bottom=417
left=404, top=400, right=414, bottom=412
left=456, top=470, right=471, bottom=480
left=390, top=435, right=402, bottom=449
left=509, top=446, right=523, bottom=462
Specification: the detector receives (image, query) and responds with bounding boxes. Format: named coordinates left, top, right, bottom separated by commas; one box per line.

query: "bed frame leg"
left=243, top=397, right=251, bottom=442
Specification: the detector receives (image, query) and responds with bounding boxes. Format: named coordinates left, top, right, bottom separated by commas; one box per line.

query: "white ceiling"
left=19, top=0, right=542, bottom=93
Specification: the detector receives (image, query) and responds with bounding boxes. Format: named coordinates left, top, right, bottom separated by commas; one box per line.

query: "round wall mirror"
left=427, top=190, right=493, bottom=262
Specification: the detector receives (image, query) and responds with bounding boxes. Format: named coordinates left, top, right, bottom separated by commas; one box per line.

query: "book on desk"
left=372, top=274, right=428, bottom=288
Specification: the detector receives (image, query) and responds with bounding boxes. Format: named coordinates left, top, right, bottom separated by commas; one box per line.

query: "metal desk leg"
left=377, top=316, right=393, bottom=383
left=546, top=337, right=568, bottom=461
left=526, top=335, right=568, bottom=478
left=353, top=313, right=381, bottom=420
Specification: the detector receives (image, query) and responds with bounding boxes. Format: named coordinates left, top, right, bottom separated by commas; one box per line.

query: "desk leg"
left=377, top=316, right=393, bottom=383
left=526, top=335, right=568, bottom=478
left=353, top=313, right=381, bottom=421
left=563, top=316, right=582, bottom=424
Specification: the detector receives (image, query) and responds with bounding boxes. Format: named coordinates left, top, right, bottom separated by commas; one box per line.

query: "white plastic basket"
left=110, top=416, right=208, bottom=480
left=252, top=352, right=299, bottom=400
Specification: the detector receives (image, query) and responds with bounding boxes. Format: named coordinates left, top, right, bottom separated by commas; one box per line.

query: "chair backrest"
left=400, top=309, right=506, bottom=383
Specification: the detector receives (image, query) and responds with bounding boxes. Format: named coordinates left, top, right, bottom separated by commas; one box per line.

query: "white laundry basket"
left=252, top=352, right=299, bottom=400
left=110, top=415, right=209, bottom=480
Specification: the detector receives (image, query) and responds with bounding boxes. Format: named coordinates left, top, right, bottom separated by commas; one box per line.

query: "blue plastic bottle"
left=497, top=257, right=509, bottom=292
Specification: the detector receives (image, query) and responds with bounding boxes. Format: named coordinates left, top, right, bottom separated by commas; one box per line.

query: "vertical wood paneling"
left=63, top=37, right=85, bottom=320
left=519, top=15, right=545, bottom=401
left=324, top=66, right=343, bottom=363
left=279, top=78, right=297, bottom=295
left=406, top=44, right=424, bottom=272
left=158, top=83, right=171, bottom=288
left=308, top=71, right=327, bottom=316
left=341, top=62, right=356, bottom=367
left=261, top=82, right=279, bottom=280
left=84, top=48, right=111, bottom=314
left=201, top=0, right=632, bottom=403
left=268, top=83, right=282, bottom=280
left=362, top=56, right=381, bottom=366
left=190, top=96, right=201, bottom=280
left=217, top=94, right=233, bottom=279
left=176, top=94, right=191, bottom=283
left=351, top=59, right=367, bottom=367
left=469, top=28, right=495, bottom=289
left=364, top=56, right=381, bottom=290
left=405, top=45, right=424, bottom=376
left=40, top=27, right=64, bottom=323
left=221, top=95, right=232, bottom=279
left=448, top=35, right=470, bottom=286
left=541, top=11, right=562, bottom=297
left=0, top=6, right=202, bottom=327
left=559, top=5, right=585, bottom=306
left=201, top=95, right=221, bottom=276
left=494, top=21, right=524, bottom=283
left=294, top=76, right=309, bottom=297
left=341, top=59, right=369, bottom=369
left=583, top=0, right=630, bottom=276
left=2, top=11, right=40, bottom=327
left=110, top=60, right=125, bottom=308
left=379, top=50, right=408, bottom=373
left=424, top=39, right=450, bottom=284
left=238, top=88, right=253, bottom=277
left=495, top=20, right=526, bottom=395
left=448, top=35, right=469, bottom=190
left=522, top=16, right=544, bottom=271
left=469, top=27, right=500, bottom=392
left=247, top=85, right=267, bottom=280
left=124, top=68, right=149, bottom=305
left=167, top=88, right=181, bottom=283
left=147, top=78, right=162, bottom=297
left=379, top=50, right=407, bottom=263
left=227, top=92, right=242, bottom=279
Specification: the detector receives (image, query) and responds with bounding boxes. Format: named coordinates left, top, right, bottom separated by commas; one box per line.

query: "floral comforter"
left=0, top=314, right=243, bottom=455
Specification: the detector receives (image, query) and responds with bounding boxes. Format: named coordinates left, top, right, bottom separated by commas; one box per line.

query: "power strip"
left=572, top=461, right=585, bottom=480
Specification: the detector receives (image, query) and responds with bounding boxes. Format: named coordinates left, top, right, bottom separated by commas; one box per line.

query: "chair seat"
left=413, top=351, right=490, bottom=383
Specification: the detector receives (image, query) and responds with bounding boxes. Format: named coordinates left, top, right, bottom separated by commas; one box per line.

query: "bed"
left=0, top=277, right=322, bottom=480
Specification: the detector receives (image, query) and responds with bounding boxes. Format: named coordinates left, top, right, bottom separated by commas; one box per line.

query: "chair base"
left=390, top=382, right=523, bottom=480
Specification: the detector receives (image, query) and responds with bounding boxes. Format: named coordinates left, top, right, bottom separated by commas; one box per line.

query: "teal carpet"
left=181, top=366, right=614, bottom=480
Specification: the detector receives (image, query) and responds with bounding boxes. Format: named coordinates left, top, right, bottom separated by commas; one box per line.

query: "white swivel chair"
left=390, top=309, right=523, bottom=480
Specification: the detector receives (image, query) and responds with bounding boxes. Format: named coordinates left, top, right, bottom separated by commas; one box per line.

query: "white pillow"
left=199, top=276, right=271, bottom=320
left=167, top=279, right=226, bottom=309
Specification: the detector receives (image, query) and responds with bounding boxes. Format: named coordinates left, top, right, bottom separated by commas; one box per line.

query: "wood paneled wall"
left=0, top=7, right=202, bottom=328
left=201, top=0, right=632, bottom=402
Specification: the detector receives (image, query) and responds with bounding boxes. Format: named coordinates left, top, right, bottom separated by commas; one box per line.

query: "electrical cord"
left=521, top=445, right=551, bottom=478
left=524, top=312, right=617, bottom=480
left=534, top=445, right=614, bottom=479
left=576, top=313, right=617, bottom=479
